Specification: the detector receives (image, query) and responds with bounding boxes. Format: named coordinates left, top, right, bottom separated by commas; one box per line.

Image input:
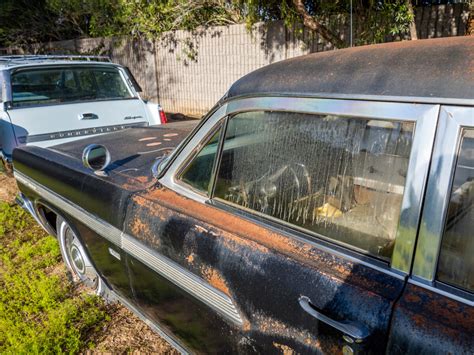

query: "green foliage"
left=241, top=0, right=415, bottom=46
left=0, top=202, right=108, bottom=353
left=0, top=0, right=417, bottom=49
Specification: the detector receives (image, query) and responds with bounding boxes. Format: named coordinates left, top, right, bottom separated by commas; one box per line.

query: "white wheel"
left=56, top=216, right=107, bottom=296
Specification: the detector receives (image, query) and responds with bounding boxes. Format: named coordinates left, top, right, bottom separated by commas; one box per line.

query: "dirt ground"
left=0, top=174, right=18, bottom=203
left=85, top=304, right=177, bottom=354
left=0, top=174, right=177, bottom=354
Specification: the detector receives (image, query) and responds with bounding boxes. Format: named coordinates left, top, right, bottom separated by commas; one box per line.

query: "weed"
left=0, top=202, right=108, bottom=353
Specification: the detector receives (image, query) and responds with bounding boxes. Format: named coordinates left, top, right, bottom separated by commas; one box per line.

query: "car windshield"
left=10, top=66, right=134, bottom=107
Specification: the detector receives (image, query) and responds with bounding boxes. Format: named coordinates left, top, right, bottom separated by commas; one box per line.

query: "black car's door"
left=387, top=107, right=474, bottom=354
left=122, top=98, right=439, bottom=353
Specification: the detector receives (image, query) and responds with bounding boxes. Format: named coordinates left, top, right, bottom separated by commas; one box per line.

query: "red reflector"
left=159, top=108, right=168, bottom=124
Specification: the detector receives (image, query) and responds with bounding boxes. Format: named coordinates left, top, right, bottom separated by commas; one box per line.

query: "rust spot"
left=186, top=253, right=195, bottom=264
left=137, top=187, right=389, bottom=293
left=254, top=313, right=324, bottom=352
left=117, top=175, right=154, bottom=192
left=129, top=216, right=160, bottom=248
left=273, top=342, right=296, bottom=354
left=201, top=265, right=231, bottom=297
left=135, top=176, right=151, bottom=184
left=163, top=133, right=179, bottom=137
left=401, top=284, right=474, bottom=341
left=242, top=319, right=251, bottom=331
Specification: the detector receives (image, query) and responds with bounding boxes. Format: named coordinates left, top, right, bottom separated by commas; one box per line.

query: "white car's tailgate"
left=7, top=99, right=148, bottom=146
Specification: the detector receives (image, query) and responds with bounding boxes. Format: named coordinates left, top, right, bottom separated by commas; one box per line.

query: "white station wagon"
left=0, top=55, right=167, bottom=171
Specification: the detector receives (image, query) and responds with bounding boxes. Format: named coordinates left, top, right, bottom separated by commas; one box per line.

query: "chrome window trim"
left=0, top=70, right=5, bottom=103
left=5, top=97, right=141, bottom=111
left=174, top=120, right=225, bottom=197
left=226, top=93, right=474, bottom=107
left=408, top=277, right=474, bottom=307
left=211, top=198, right=406, bottom=280
left=2, top=70, right=12, bottom=103
left=161, top=97, right=440, bottom=274
left=160, top=104, right=227, bottom=204
left=412, top=106, right=474, bottom=283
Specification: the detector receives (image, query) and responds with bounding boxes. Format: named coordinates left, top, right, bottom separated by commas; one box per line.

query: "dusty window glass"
left=214, top=111, right=414, bottom=260
left=437, top=129, right=474, bottom=293
left=180, top=126, right=221, bottom=194
left=11, top=66, right=132, bottom=107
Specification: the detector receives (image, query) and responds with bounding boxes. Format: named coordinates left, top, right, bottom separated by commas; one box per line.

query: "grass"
left=0, top=201, right=109, bottom=354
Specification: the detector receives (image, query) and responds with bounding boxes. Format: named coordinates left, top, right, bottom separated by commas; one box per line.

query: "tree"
left=240, top=0, right=416, bottom=48
left=0, top=0, right=417, bottom=50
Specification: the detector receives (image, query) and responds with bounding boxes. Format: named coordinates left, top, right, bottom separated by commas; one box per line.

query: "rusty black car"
left=12, top=36, right=473, bottom=354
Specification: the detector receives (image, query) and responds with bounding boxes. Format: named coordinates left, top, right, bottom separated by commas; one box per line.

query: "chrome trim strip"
left=162, top=97, right=440, bottom=274
left=14, top=171, right=243, bottom=326
left=161, top=104, right=228, bottom=204
left=390, top=105, right=440, bottom=272
left=214, top=198, right=406, bottom=281
left=226, top=97, right=437, bottom=121
left=408, top=278, right=474, bottom=307
left=25, top=122, right=147, bottom=143
left=15, top=171, right=122, bottom=246
left=225, top=93, right=474, bottom=107
left=412, top=106, right=474, bottom=282
left=122, top=235, right=243, bottom=325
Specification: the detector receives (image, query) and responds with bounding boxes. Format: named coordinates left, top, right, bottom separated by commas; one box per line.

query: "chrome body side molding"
left=14, top=171, right=243, bottom=327
left=15, top=171, right=122, bottom=247
left=122, top=235, right=243, bottom=325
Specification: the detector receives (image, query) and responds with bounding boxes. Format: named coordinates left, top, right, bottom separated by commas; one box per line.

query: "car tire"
left=56, top=216, right=108, bottom=297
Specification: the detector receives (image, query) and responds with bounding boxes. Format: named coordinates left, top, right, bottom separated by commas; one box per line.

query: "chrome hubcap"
left=59, top=220, right=102, bottom=295
left=69, top=244, right=85, bottom=274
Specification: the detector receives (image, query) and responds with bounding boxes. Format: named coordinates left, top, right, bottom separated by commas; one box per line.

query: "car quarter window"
left=436, top=128, right=474, bottom=293
left=179, top=124, right=222, bottom=194
left=213, top=111, right=415, bottom=261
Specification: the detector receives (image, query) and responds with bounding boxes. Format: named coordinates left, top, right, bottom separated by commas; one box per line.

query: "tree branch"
left=291, top=0, right=345, bottom=48
left=406, top=0, right=418, bottom=40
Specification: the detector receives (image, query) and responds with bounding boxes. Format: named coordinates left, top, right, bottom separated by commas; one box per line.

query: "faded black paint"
left=124, top=186, right=405, bottom=353
left=387, top=283, right=474, bottom=354
left=228, top=37, right=474, bottom=101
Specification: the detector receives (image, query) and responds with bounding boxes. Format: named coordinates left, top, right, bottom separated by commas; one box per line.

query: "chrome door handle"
left=78, top=113, right=99, bottom=120
left=299, top=296, right=370, bottom=341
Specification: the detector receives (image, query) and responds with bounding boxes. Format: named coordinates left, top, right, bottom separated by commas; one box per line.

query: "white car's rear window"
left=11, top=66, right=133, bottom=107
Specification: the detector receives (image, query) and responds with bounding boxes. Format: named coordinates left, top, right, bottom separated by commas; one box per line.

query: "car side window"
left=214, top=111, right=415, bottom=261
left=180, top=124, right=222, bottom=195
left=437, top=129, right=474, bottom=293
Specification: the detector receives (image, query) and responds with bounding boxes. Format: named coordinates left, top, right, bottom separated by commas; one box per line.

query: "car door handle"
left=299, top=295, right=370, bottom=341
left=78, top=113, right=99, bottom=120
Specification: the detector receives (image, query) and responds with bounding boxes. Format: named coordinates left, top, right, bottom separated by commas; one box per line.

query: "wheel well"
left=36, top=204, right=58, bottom=235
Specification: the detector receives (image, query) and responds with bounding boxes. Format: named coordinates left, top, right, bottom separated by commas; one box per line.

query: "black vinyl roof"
left=227, top=36, right=473, bottom=101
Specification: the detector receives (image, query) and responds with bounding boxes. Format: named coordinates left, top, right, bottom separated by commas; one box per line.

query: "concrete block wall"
left=1, top=3, right=469, bottom=117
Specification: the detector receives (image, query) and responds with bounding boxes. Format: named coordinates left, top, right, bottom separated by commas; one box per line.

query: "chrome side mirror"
left=82, top=144, right=111, bottom=175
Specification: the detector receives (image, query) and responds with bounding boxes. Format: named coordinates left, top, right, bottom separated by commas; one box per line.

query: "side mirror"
left=82, top=144, right=111, bottom=175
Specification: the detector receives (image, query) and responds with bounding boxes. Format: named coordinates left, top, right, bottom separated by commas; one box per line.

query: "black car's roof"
left=227, top=36, right=473, bottom=102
